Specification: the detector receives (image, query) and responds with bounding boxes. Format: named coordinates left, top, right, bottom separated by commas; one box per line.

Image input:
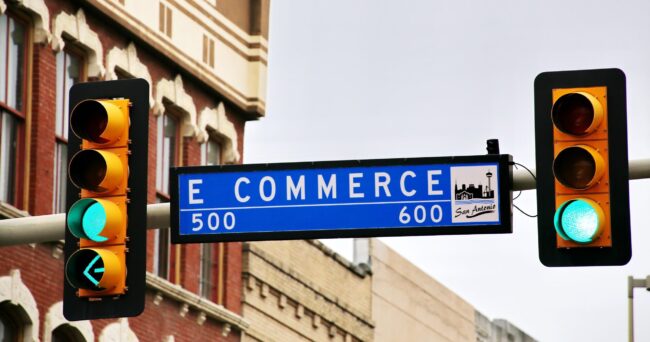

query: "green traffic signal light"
left=554, top=198, right=604, bottom=244
left=67, top=198, right=125, bottom=243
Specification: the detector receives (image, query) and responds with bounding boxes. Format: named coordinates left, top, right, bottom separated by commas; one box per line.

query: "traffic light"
left=534, top=68, right=631, bottom=267
left=63, top=79, right=149, bottom=320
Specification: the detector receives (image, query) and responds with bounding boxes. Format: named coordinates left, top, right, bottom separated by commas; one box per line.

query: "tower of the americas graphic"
left=485, top=171, right=493, bottom=197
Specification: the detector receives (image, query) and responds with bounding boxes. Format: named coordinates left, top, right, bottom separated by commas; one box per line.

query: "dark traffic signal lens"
left=70, top=99, right=126, bottom=145
left=69, top=150, right=124, bottom=193
left=552, top=92, right=603, bottom=136
left=553, top=145, right=604, bottom=189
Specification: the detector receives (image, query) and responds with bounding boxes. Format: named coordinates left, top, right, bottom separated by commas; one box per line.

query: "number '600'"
left=191, top=212, right=236, bottom=231
left=399, top=205, right=443, bottom=224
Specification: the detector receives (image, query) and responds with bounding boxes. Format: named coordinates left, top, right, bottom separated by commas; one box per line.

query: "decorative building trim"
left=43, top=301, right=94, bottom=342
left=105, top=42, right=154, bottom=107
left=99, top=318, right=139, bottom=342
left=1, top=0, right=51, bottom=43
left=0, top=201, right=29, bottom=219
left=84, top=0, right=266, bottom=117
left=198, top=103, right=241, bottom=164
left=0, top=270, right=40, bottom=342
left=52, top=9, right=105, bottom=77
left=153, top=75, right=199, bottom=137
left=146, top=272, right=250, bottom=332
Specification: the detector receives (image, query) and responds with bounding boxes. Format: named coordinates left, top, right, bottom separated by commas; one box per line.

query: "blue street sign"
left=171, top=155, right=512, bottom=243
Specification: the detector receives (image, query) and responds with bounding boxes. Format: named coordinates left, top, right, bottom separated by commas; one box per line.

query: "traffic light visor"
left=69, top=149, right=124, bottom=193
left=67, top=198, right=124, bottom=242
left=552, top=145, right=604, bottom=189
left=552, top=92, right=603, bottom=136
left=554, top=198, right=605, bottom=244
left=70, top=100, right=126, bottom=145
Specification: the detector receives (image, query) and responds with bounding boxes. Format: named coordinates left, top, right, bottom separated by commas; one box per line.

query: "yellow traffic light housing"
left=65, top=98, right=129, bottom=298
left=63, top=79, right=149, bottom=321
left=535, top=69, right=631, bottom=267
left=551, top=87, right=611, bottom=248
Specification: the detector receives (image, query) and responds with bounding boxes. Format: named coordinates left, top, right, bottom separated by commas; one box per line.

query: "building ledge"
left=146, top=272, right=250, bottom=332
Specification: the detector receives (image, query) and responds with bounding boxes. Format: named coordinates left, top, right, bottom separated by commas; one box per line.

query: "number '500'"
left=191, top=212, right=236, bottom=231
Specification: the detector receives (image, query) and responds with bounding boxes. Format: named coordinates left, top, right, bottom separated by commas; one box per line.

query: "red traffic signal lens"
left=70, top=99, right=126, bottom=145
left=69, top=150, right=124, bottom=193
left=552, top=92, right=603, bottom=136
left=553, top=145, right=604, bottom=189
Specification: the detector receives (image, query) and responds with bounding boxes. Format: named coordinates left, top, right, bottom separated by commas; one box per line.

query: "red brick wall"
left=28, top=43, right=57, bottom=215
left=2, top=0, right=253, bottom=339
left=0, top=244, right=240, bottom=341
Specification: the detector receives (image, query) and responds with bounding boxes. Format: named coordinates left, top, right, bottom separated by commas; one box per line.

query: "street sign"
left=171, top=155, right=513, bottom=243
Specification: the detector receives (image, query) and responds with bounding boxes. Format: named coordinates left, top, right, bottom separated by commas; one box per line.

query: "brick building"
left=0, top=0, right=268, bottom=340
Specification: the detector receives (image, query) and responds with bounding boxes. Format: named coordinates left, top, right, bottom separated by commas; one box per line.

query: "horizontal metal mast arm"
left=0, top=203, right=170, bottom=247
left=511, top=158, right=649, bottom=191
left=0, top=159, right=648, bottom=246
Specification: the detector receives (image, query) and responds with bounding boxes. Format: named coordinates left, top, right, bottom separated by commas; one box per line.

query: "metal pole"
left=512, top=158, right=650, bottom=191
left=628, top=276, right=634, bottom=342
left=627, top=276, right=650, bottom=342
left=0, top=158, right=648, bottom=247
left=0, top=203, right=170, bottom=246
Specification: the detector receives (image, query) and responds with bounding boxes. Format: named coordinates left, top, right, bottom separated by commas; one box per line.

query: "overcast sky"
left=244, top=1, right=650, bottom=341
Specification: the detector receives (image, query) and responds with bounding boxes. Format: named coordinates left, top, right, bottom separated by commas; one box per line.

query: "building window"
left=0, top=13, right=27, bottom=207
left=199, top=136, right=222, bottom=301
left=159, top=2, right=172, bottom=38
left=154, top=112, right=180, bottom=279
left=198, top=243, right=215, bottom=299
left=200, top=137, right=221, bottom=166
left=0, top=301, right=25, bottom=342
left=53, top=50, right=83, bottom=213
left=51, top=324, right=85, bottom=342
left=156, top=113, right=179, bottom=199
left=202, top=34, right=214, bottom=68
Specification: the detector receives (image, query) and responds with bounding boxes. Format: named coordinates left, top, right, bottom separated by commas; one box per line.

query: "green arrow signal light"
left=554, top=198, right=605, bottom=244
left=65, top=248, right=123, bottom=291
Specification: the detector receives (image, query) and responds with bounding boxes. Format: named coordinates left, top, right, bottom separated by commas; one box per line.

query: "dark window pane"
left=7, top=18, right=25, bottom=111
left=0, top=111, right=17, bottom=204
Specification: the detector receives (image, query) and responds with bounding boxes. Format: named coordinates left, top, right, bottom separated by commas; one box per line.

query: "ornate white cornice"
left=153, top=75, right=199, bottom=137
left=43, top=301, right=94, bottom=342
left=1, top=0, right=51, bottom=43
left=198, top=103, right=241, bottom=164
left=0, top=270, right=39, bottom=342
left=106, top=42, right=154, bottom=107
left=52, top=9, right=105, bottom=77
left=99, top=318, right=139, bottom=342
left=146, top=272, right=250, bottom=332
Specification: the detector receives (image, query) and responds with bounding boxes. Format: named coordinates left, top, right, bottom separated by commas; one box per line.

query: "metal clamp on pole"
left=628, top=275, right=650, bottom=342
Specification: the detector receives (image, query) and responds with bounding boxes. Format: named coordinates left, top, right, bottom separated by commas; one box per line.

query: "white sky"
left=244, top=1, right=650, bottom=341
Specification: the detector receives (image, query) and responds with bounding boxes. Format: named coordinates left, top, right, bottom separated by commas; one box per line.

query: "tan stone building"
left=241, top=240, right=374, bottom=342
left=355, top=238, right=537, bottom=342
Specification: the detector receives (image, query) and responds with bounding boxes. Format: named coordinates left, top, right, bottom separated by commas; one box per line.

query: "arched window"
left=153, top=110, right=181, bottom=280
left=51, top=324, right=85, bottom=342
left=152, top=75, right=197, bottom=283
left=0, top=301, right=25, bottom=342
left=200, top=132, right=221, bottom=166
